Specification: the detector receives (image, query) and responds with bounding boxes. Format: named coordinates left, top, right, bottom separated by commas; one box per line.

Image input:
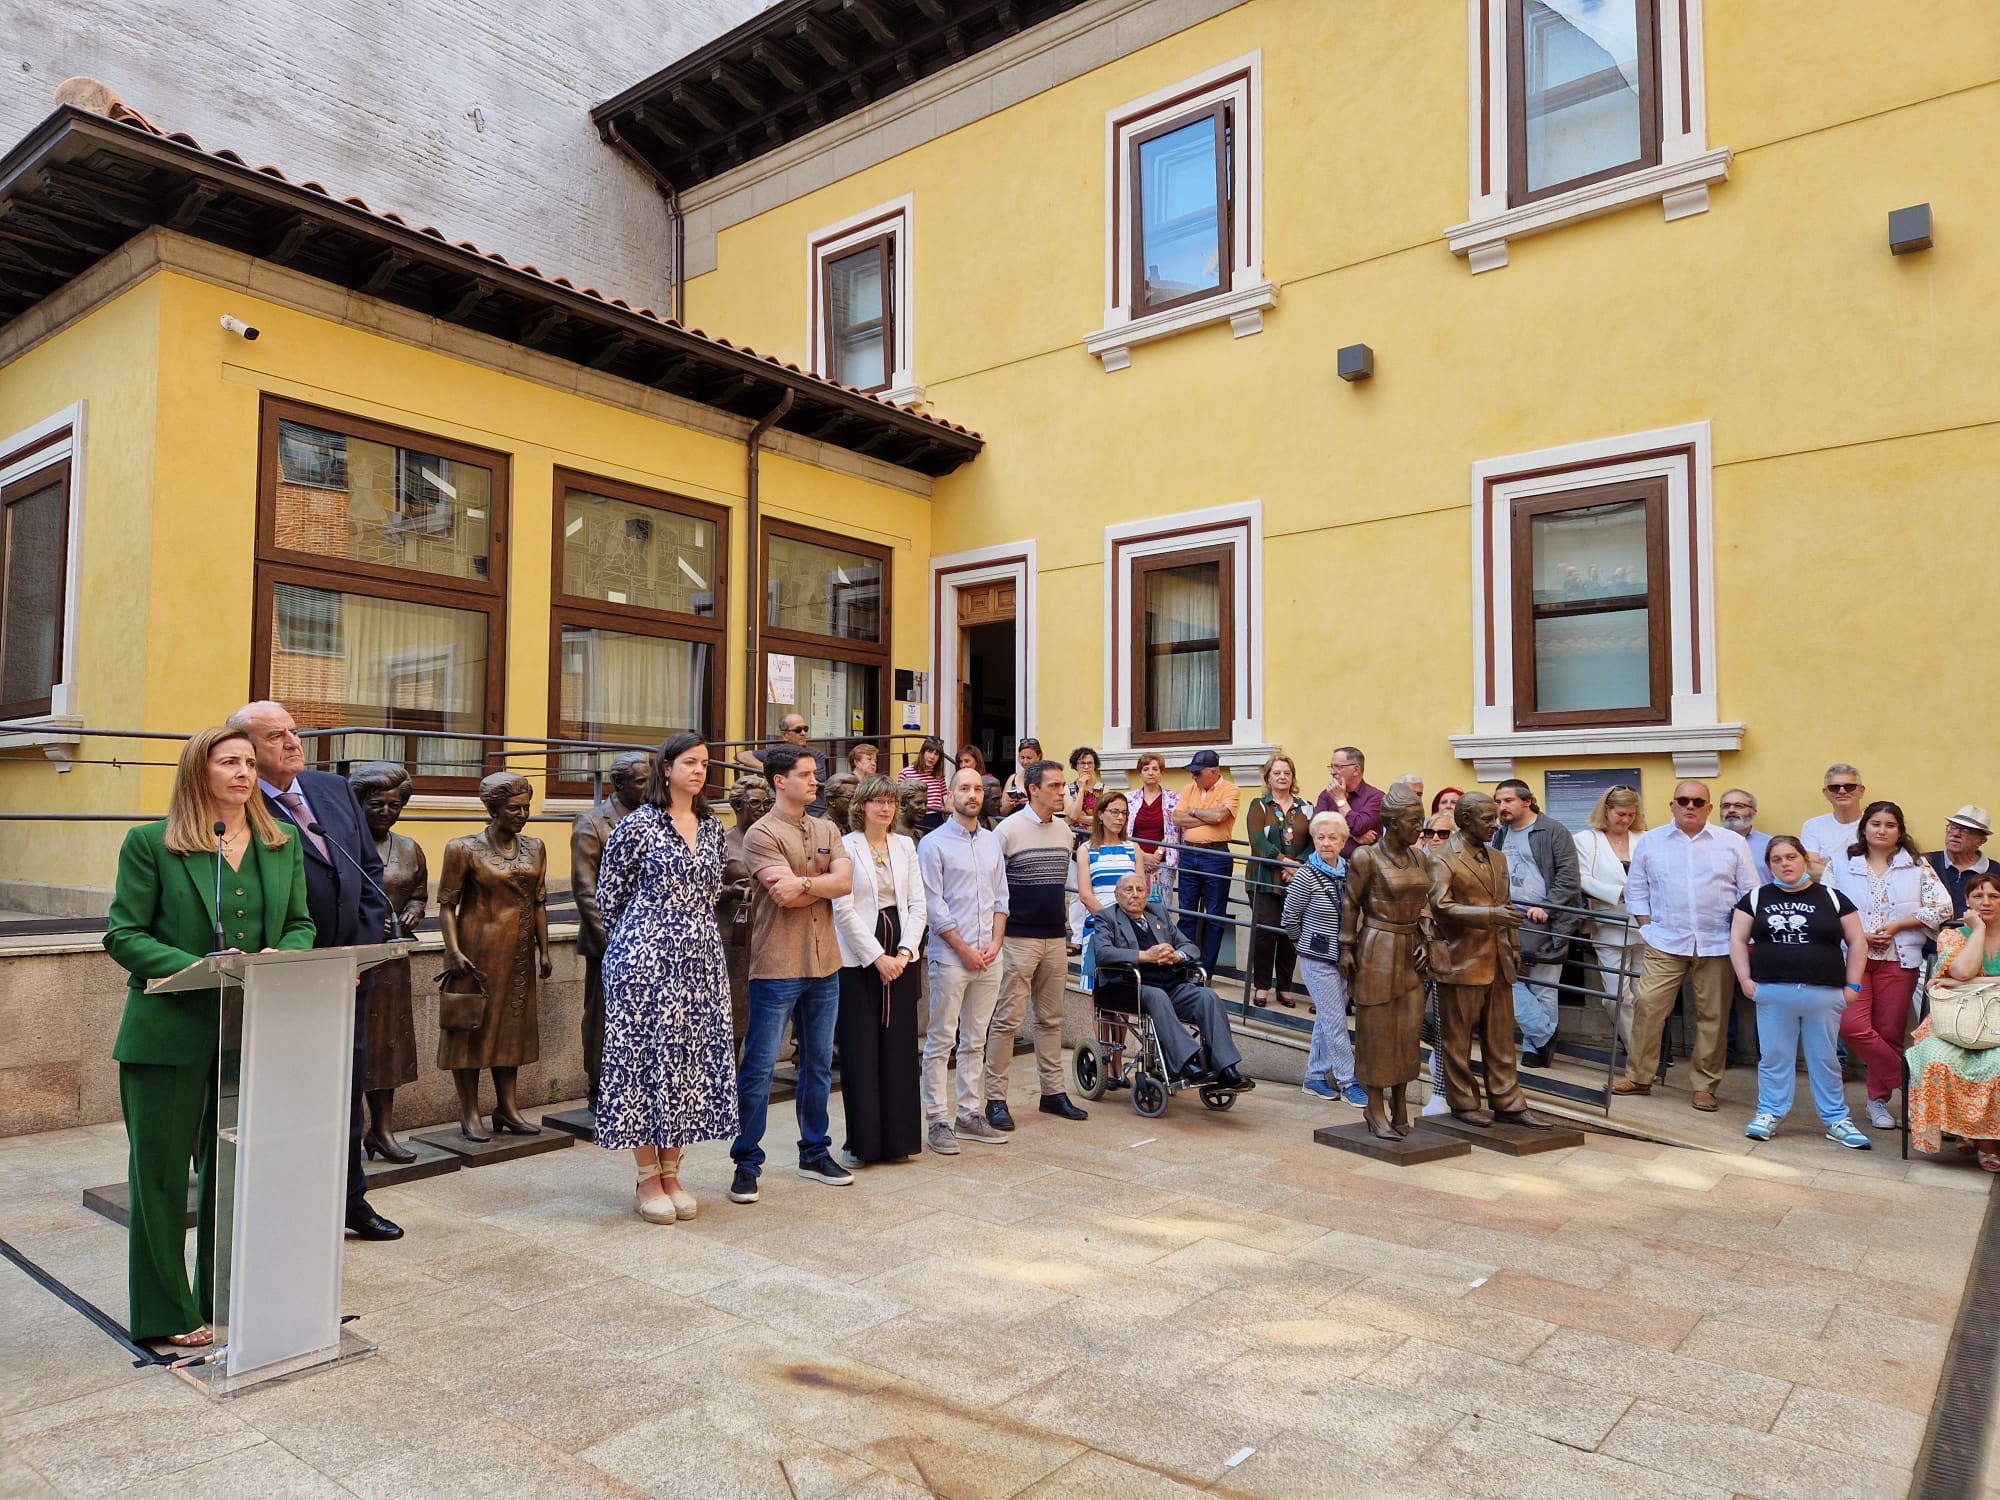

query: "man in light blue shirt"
left=1718, top=789, right=1773, bottom=885
left=1616, top=781, right=1757, bottom=1112
left=917, top=768, right=1009, bottom=1154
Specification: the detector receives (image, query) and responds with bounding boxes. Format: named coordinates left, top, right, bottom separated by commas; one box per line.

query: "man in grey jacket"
left=1094, top=873, right=1255, bottom=1092
left=1493, top=780, right=1580, bottom=1068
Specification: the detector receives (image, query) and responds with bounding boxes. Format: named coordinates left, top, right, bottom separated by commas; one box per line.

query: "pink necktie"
left=278, top=790, right=329, bottom=860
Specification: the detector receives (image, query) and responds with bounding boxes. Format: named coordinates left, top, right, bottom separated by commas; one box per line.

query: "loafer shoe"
left=1610, top=1079, right=1651, bottom=1096
left=1692, top=1091, right=1719, bottom=1112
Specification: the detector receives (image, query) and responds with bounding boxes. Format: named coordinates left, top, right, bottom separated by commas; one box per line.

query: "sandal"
left=658, top=1161, right=697, bottom=1220
left=167, top=1326, right=213, bottom=1348
left=1252, top=990, right=1269, bottom=1008
left=1980, top=1146, right=2000, bottom=1174
left=635, top=1161, right=678, bottom=1224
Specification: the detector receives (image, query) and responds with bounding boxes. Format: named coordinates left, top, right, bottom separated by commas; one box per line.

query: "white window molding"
left=1449, top=0, right=1727, bottom=272
left=0, top=402, right=87, bottom=764
left=807, top=194, right=920, bottom=405
left=929, top=541, right=1038, bottom=755
left=1451, top=421, right=1741, bottom=780
left=1102, top=501, right=1263, bottom=759
left=1087, top=52, right=1268, bottom=371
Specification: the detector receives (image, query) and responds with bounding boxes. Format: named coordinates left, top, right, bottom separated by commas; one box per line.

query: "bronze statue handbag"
left=1927, top=978, right=2000, bottom=1051
left=436, top=969, right=486, bottom=1032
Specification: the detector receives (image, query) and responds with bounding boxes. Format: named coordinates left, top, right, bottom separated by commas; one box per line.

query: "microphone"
left=208, top=820, right=229, bottom=955
left=308, top=822, right=406, bottom=942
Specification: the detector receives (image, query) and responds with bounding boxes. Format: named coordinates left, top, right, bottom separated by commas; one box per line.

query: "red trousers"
left=1838, top=958, right=1917, bottom=1103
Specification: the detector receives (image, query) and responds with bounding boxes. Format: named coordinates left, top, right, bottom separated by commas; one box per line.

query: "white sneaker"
left=1865, top=1099, right=1895, bottom=1131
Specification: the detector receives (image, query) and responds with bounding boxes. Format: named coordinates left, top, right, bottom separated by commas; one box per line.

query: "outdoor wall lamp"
left=1889, top=204, right=1933, bottom=255
left=1336, top=343, right=1374, bottom=382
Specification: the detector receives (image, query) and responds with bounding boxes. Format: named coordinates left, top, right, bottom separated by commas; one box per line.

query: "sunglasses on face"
left=1420, top=830, right=1450, bottom=840
left=1825, top=782, right=1859, bottom=794
left=1673, top=797, right=1709, bottom=809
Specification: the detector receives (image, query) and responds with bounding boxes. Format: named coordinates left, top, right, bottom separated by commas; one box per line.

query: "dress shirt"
left=259, top=776, right=316, bottom=826
left=1624, top=822, right=1757, bottom=957
left=1744, top=828, right=1774, bottom=887
left=917, top=818, right=1008, bottom=967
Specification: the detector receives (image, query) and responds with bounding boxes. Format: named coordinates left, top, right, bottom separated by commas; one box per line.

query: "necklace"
left=490, top=830, right=531, bottom=867
left=867, top=839, right=890, bottom=869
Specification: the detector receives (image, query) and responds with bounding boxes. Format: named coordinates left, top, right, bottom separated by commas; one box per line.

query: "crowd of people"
left=103, top=712, right=2000, bottom=1347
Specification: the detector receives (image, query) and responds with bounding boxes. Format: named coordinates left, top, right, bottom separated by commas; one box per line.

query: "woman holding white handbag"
left=1907, top=870, right=2000, bottom=1169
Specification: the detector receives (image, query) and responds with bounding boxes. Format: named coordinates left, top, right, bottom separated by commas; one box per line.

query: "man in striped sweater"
left=984, top=759, right=1091, bottom=1126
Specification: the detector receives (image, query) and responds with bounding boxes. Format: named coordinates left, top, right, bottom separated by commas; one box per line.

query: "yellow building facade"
left=651, top=0, right=1998, bottom=841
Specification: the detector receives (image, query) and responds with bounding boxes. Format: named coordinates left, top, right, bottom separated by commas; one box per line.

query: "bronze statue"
left=437, top=771, right=552, bottom=1140
left=896, top=779, right=928, bottom=838
left=823, top=771, right=859, bottom=832
left=719, top=772, right=771, bottom=1043
left=351, top=761, right=428, bottom=1163
left=572, top=751, right=651, bottom=1110
left=1338, top=785, right=1432, bottom=1139
left=1427, top=792, right=1549, bottom=1129
left=980, top=773, right=1004, bottom=829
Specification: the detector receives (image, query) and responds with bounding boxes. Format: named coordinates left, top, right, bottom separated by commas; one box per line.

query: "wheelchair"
left=1069, top=958, right=1241, bottom=1118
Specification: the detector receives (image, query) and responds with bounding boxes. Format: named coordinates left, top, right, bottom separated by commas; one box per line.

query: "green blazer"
left=104, top=820, right=318, bottom=1066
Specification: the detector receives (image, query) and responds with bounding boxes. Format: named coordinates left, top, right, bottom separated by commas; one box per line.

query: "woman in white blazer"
left=1573, top=785, right=1645, bottom=1055
left=833, top=775, right=929, bottom=1164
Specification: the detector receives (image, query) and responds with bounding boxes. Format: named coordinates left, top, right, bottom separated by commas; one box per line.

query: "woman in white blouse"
left=833, top=775, right=928, bottom=1164
left=1573, top=785, right=1645, bottom=1055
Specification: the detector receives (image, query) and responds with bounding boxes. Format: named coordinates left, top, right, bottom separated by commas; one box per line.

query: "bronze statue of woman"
left=350, top=761, right=428, bottom=1162
left=1338, top=785, right=1432, bottom=1139
left=436, top=770, right=551, bottom=1140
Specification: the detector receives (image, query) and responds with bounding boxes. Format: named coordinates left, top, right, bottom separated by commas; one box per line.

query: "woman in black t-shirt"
left=1729, top=834, right=1870, bottom=1148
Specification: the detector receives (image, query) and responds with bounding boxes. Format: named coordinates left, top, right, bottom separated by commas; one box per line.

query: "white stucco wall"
left=0, top=0, right=767, bottom=309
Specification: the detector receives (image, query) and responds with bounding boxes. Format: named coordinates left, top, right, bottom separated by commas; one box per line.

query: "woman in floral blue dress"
left=595, top=731, right=738, bottom=1223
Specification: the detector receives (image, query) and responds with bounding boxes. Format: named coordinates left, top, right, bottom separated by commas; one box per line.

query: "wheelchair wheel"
left=1072, top=1039, right=1107, bottom=1101
left=1131, top=1072, right=1168, bottom=1118
left=1199, top=1087, right=1237, bottom=1111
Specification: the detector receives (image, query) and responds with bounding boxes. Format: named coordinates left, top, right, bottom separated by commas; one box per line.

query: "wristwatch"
left=802, top=876, right=814, bottom=894
left=896, top=946, right=914, bottom=960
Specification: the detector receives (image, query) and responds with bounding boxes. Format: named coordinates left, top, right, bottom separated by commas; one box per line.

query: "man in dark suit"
left=231, top=700, right=402, bottom=1241
left=1093, top=873, right=1255, bottom=1092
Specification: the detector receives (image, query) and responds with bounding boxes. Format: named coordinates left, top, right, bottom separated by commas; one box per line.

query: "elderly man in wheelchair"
left=1074, top=871, right=1257, bottom=1116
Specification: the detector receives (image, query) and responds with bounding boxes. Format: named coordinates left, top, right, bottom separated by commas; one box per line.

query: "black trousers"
left=346, top=997, right=368, bottom=1216
left=835, top=908, right=923, bottom=1162
left=582, top=955, right=607, bottom=1107
left=1248, top=888, right=1298, bottom=993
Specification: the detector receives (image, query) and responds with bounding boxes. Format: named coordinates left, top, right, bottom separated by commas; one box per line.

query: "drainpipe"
left=605, top=120, right=686, bottom=324
left=742, top=389, right=796, bottom=741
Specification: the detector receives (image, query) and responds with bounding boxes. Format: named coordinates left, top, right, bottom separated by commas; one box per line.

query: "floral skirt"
left=1906, top=1017, right=2000, bottom=1152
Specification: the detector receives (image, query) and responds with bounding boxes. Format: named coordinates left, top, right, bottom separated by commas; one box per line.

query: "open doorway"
left=957, top=579, right=1015, bottom=768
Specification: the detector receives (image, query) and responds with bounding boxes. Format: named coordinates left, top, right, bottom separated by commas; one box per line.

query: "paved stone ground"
left=1, top=1061, right=1993, bottom=1500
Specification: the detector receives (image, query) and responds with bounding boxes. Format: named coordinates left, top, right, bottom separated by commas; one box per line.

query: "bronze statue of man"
left=1338, top=785, right=1432, bottom=1139
left=1428, top=791, right=1549, bottom=1128
left=571, top=751, right=651, bottom=1111
left=823, top=771, right=859, bottom=832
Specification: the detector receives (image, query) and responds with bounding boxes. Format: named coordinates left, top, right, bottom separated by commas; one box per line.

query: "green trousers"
left=118, top=1057, right=217, bottom=1341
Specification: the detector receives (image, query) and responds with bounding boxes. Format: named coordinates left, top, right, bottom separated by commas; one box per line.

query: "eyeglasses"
left=1824, top=782, right=1859, bottom=794
left=1673, top=796, right=1709, bottom=809
left=1719, top=802, right=1754, bottom=813
left=783, top=724, right=809, bottom=734
left=1419, top=830, right=1450, bottom=840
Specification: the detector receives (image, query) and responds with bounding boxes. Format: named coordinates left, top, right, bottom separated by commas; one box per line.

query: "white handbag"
left=1928, top=978, right=2000, bottom=1051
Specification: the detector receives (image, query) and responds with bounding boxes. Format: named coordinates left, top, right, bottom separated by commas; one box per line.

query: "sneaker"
left=1300, top=1077, right=1341, bottom=1101
left=1826, top=1118, right=1873, bottom=1150
left=797, top=1156, right=855, bottom=1187
left=1340, top=1082, right=1369, bottom=1108
left=926, top=1120, right=960, bottom=1156
left=956, top=1111, right=1008, bottom=1144
left=1744, top=1112, right=1779, bottom=1142
left=728, top=1167, right=759, bottom=1204
left=1865, top=1099, right=1895, bottom=1131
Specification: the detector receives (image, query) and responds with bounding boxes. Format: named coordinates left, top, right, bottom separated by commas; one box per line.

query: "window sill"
left=1100, top=743, right=1278, bottom=782
left=1446, top=148, right=1732, bottom=273
left=0, top=713, right=84, bottom=768
left=878, top=383, right=927, bottom=408
left=1085, top=281, right=1278, bottom=372
left=1448, top=722, right=1745, bottom=782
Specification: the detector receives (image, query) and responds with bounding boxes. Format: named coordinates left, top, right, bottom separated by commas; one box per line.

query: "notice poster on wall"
left=766, top=653, right=795, bottom=705
left=901, top=701, right=923, bottom=732
left=810, top=669, right=843, bottom=732
left=1543, top=768, right=1641, bottom=829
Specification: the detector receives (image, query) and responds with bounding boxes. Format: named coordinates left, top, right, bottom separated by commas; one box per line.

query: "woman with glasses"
left=1073, top=792, right=1141, bottom=990
left=1574, top=785, right=1646, bottom=1058
left=1821, top=800, right=1952, bottom=1130
left=1283, top=811, right=1367, bottom=1106
left=1245, top=751, right=1312, bottom=1009
left=897, top=736, right=949, bottom=835
left=1064, top=747, right=1107, bottom=842
left=1908, top=870, right=2000, bottom=1169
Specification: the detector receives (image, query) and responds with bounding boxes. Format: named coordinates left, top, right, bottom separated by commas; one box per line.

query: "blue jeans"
left=1177, top=845, right=1234, bottom=975
left=1754, top=983, right=1848, bottom=1126
left=731, top=974, right=839, bottom=1176
left=1512, top=962, right=1561, bottom=1051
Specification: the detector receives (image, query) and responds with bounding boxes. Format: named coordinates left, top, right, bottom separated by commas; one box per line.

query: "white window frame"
left=1085, top=52, right=1274, bottom=373
left=1448, top=0, right=1729, bottom=273
left=928, top=541, right=1037, bottom=757
left=807, top=194, right=919, bottom=406
left=0, top=402, right=88, bottom=761
left=1452, top=420, right=1741, bottom=780
left=1100, top=501, right=1269, bottom=776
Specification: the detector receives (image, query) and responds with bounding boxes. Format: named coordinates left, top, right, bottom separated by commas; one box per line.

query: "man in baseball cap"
left=1172, top=749, right=1239, bottom=973
left=1928, top=805, right=1992, bottom=918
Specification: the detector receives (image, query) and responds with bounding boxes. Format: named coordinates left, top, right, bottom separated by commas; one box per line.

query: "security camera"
left=220, top=315, right=260, bottom=341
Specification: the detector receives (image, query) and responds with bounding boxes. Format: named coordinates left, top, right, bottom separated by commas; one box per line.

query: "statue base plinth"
left=1428, top=1115, right=1587, bottom=1155
left=411, top=1127, right=574, bottom=1167
left=362, top=1137, right=462, bottom=1188
left=1312, top=1122, right=1470, bottom=1165
left=82, top=1178, right=193, bottom=1229
left=541, top=1108, right=596, bottom=1143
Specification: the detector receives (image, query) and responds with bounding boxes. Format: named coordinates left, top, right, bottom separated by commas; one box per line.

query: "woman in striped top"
left=1282, top=811, right=1366, bottom=1107
left=1074, top=792, right=1141, bottom=990
left=897, top=737, right=949, bottom=835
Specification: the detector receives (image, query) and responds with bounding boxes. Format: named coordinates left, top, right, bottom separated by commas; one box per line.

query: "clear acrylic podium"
left=148, top=942, right=409, bottom=1395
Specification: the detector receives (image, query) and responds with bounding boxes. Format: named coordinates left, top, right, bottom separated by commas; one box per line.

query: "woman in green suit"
left=103, top=725, right=317, bottom=1347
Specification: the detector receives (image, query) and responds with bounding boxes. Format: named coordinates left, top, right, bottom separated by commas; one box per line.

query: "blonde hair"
left=1260, top=750, right=1298, bottom=791
left=165, top=727, right=290, bottom=854
left=1586, top=784, right=1647, bottom=833
left=1309, top=810, right=1351, bottom=846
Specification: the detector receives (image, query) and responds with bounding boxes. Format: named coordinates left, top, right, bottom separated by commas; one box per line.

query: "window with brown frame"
left=1506, top=0, right=1660, bottom=206
left=1510, top=477, right=1670, bottom=730
left=759, top=520, right=890, bottom=749
left=1130, top=545, right=1233, bottom=747
left=254, top=397, right=508, bottom=789
left=549, top=470, right=727, bottom=795
left=0, top=455, right=70, bottom=720
left=822, top=235, right=895, bottom=393
left=1129, top=102, right=1234, bottom=316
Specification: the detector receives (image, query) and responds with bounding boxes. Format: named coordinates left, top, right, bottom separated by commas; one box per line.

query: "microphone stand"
left=208, top=819, right=229, bottom=956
